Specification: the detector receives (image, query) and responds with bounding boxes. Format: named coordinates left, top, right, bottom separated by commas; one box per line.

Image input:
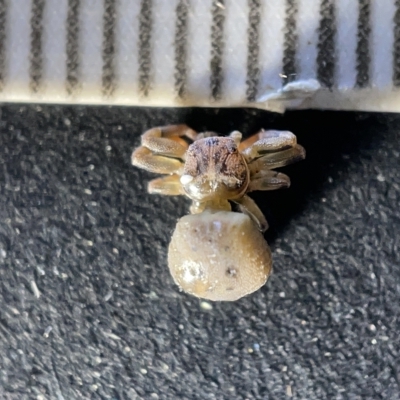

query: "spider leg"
left=239, top=129, right=298, bottom=161
left=132, top=124, right=197, bottom=174
left=131, top=146, right=184, bottom=174
left=148, top=175, right=185, bottom=195
left=248, top=144, right=306, bottom=171
left=141, top=124, right=198, bottom=158
left=248, top=170, right=291, bottom=192
left=232, top=195, right=268, bottom=232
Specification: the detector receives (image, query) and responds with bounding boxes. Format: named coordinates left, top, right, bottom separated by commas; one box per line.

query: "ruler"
left=0, top=0, right=399, bottom=112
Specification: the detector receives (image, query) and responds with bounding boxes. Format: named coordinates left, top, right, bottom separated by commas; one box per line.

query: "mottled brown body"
left=131, top=125, right=305, bottom=301
left=182, top=137, right=249, bottom=203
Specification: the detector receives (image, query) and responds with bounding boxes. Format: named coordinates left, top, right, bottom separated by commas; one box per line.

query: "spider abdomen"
left=168, top=210, right=272, bottom=301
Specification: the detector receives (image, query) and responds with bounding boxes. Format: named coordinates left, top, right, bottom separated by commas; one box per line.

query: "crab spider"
left=132, top=125, right=305, bottom=301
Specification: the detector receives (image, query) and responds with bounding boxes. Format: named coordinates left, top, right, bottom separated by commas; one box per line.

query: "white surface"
left=336, top=0, right=358, bottom=89
left=115, top=0, right=141, bottom=101
left=43, top=0, right=68, bottom=97
left=258, top=0, right=286, bottom=95
left=6, top=0, right=31, bottom=96
left=371, top=0, right=395, bottom=89
left=80, top=0, right=104, bottom=98
left=186, top=0, right=213, bottom=103
left=296, top=0, right=319, bottom=81
left=152, top=0, right=178, bottom=101
left=223, top=0, right=248, bottom=104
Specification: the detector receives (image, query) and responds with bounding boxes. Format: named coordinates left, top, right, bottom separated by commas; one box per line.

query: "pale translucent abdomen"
left=168, top=211, right=272, bottom=301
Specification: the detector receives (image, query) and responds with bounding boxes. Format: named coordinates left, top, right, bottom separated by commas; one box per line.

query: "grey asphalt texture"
left=0, top=105, right=399, bottom=399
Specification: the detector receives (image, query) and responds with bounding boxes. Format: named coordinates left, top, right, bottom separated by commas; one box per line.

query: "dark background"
left=0, top=105, right=399, bottom=399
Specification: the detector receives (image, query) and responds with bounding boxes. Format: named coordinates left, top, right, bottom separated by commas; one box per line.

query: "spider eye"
left=180, top=175, right=194, bottom=185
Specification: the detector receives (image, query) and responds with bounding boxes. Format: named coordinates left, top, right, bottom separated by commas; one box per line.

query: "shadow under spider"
left=183, top=108, right=395, bottom=244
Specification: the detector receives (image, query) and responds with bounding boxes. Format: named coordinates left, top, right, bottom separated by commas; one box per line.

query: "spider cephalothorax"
left=132, top=125, right=305, bottom=301
left=181, top=136, right=249, bottom=204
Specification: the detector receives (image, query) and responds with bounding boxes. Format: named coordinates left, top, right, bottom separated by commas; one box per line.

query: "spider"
left=131, top=124, right=305, bottom=301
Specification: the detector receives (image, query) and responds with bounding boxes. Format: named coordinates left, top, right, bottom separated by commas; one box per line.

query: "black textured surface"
left=0, top=106, right=399, bottom=400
